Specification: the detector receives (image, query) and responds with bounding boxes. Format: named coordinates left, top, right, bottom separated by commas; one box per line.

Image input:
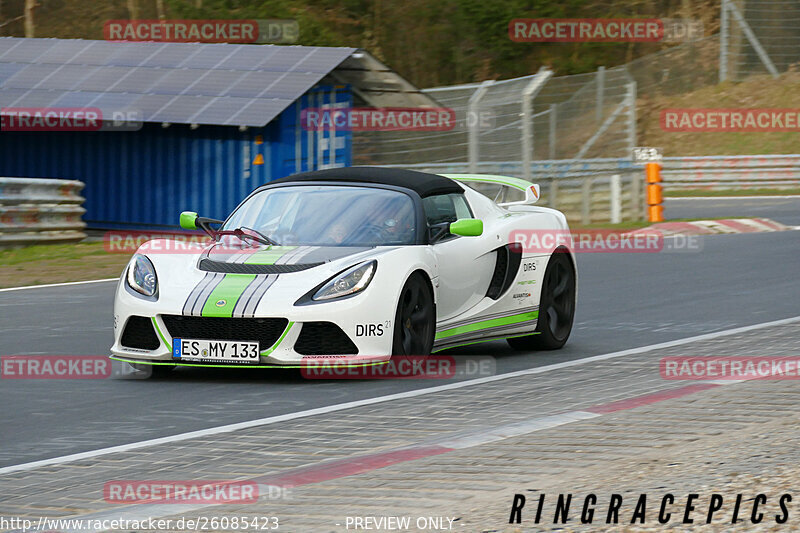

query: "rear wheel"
left=392, top=274, right=435, bottom=355
left=507, top=251, right=575, bottom=351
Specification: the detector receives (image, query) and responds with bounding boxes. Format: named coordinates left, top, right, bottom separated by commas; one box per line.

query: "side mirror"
left=449, top=218, right=483, bottom=237
left=179, top=211, right=199, bottom=230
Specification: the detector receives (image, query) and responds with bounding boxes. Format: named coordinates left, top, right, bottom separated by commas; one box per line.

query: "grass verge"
left=0, top=242, right=129, bottom=289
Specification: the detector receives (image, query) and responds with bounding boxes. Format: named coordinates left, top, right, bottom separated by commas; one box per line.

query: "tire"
left=507, top=250, right=575, bottom=351
left=131, top=363, right=176, bottom=378
left=392, top=273, right=435, bottom=355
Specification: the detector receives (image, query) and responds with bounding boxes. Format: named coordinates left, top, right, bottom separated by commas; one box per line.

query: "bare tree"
left=127, top=0, right=139, bottom=20
left=24, top=0, right=35, bottom=37
left=156, top=0, right=166, bottom=21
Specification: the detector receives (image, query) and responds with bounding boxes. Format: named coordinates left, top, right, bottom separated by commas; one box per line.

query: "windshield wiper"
left=217, top=226, right=279, bottom=246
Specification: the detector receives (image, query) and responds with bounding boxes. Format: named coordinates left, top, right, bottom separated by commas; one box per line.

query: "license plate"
left=172, top=338, right=260, bottom=364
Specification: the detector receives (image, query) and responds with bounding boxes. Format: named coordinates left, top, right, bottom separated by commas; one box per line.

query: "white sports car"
left=110, top=167, right=576, bottom=375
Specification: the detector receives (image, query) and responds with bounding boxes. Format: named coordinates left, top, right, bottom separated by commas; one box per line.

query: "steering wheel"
left=359, top=223, right=386, bottom=243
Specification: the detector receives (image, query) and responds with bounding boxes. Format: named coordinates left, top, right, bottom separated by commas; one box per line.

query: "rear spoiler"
left=441, top=174, right=540, bottom=206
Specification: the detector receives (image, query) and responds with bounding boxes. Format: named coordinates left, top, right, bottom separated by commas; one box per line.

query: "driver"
left=322, top=219, right=352, bottom=245
left=380, top=199, right=415, bottom=243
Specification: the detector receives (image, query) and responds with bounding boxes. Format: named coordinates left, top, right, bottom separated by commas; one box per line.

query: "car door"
left=425, top=193, right=496, bottom=321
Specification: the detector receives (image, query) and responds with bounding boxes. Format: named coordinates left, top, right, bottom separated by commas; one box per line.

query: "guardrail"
left=661, top=155, right=800, bottom=190
left=0, top=178, right=87, bottom=247
left=386, top=154, right=800, bottom=222
left=383, top=160, right=646, bottom=223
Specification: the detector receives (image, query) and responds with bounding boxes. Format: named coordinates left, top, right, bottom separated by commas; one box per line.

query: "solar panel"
left=0, top=37, right=357, bottom=126
left=149, top=94, right=216, bottom=123
left=0, top=63, right=26, bottom=84
left=220, top=46, right=278, bottom=71
left=37, top=64, right=94, bottom=91
left=0, top=39, right=56, bottom=62
left=108, top=67, right=169, bottom=94
left=12, top=89, right=61, bottom=108
left=185, top=70, right=246, bottom=97
left=129, top=94, right=175, bottom=119
left=178, top=45, right=237, bottom=69
left=37, top=40, right=95, bottom=64
left=51, top=91, right=104, bottom=107
left=70, top=41, right=123, bottom=66
left=74, top=66, right=131, bottom=91
left=290, top=48, right=352, bottom=73
left=0, top=40, right=21, bottom=59
left=228, top=98, right=290, bottom=126
left=187, top=96, right=251, bottom=125
left=3, top=64, right=62, bottom=90
left=106, top=42, right=168, bottom=67
left=259, top=47, right=313, bottom=72
left=148, top=68, right=207, bottom=95
left=140, top=43, right=203, bottom=68
left=223, top=70, right=283, bottom=98
left=261, top=71, right=319, bottom=99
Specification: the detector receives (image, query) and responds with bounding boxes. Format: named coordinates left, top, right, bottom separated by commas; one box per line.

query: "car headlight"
left=313, top=261, right=376, bottom=301
left=126, top=254, right=158, bottom=297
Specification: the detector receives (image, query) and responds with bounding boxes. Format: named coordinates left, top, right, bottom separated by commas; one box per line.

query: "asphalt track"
left=665, top=195, right=800, bottom=226
left=1, top=198, right=798, bottom=468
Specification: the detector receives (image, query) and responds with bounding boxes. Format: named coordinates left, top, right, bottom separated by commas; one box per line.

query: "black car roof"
left=267, top=166, right=464, bottom=198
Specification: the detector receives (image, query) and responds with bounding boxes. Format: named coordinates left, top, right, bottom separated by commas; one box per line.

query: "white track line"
left=2, top=314, right=799, bottom=476
left=0, top=278, right=118, bottom=292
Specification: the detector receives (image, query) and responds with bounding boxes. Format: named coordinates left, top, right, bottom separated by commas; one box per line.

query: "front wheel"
left=507, top=251, right=575, bottom=351
left=392, top=274, right=435, bottom=355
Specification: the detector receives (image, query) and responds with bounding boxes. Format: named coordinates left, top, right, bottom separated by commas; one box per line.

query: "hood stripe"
left=192, top=273, right=225, bottom=316
left=200, top=274, right=257, bottom=317
left=183, top=272, right=219, bottom=316
left=242, top=274, right=278, bottom=317
left=233, top=274, right=270, bottom=317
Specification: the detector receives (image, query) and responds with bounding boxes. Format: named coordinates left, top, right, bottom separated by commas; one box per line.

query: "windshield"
left=223, top=185, right=417, bottom=246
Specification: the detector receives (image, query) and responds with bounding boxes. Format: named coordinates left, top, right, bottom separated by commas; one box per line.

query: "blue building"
left=0, top=38, right=433, bottom=228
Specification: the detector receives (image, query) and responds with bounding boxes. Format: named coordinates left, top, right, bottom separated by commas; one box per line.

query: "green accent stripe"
left=435, top=310, right=539, bottom=340
left=443, top=174, right=530, bottom=191
left=261, top=322, right=294, bottom=356
left=432, top=331, right=540, bottom=353
left=151, top=317, right=171, bottom=350
left=244, top=246, right=297, bottom=265
left=110, top=355, right=389, bottom=370
left=201, top=274, right=256, bottom=317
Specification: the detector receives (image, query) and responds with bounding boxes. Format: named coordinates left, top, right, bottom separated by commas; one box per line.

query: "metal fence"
left=720, top=0, right=800, bottom=82
left=354, top=66, right=637, bottom=171
left=0, top=178, right=87, bottom=247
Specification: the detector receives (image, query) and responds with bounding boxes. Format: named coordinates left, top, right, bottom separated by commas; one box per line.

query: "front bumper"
left=111, top=282, right=395, bottom=368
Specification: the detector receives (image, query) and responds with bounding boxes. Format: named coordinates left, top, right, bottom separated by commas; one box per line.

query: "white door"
left=425, top=193, right=496, bottom=320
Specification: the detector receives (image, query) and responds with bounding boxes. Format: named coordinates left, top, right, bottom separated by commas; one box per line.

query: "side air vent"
left=294, top=322, right=359, bottom=355
left=121, top=316, right=161, bottom=350
left=485, top=243, right=522, bottom=300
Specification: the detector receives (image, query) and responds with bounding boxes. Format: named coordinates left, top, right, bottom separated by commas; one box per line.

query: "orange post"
left=645, top=162, right=663, bottom=222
